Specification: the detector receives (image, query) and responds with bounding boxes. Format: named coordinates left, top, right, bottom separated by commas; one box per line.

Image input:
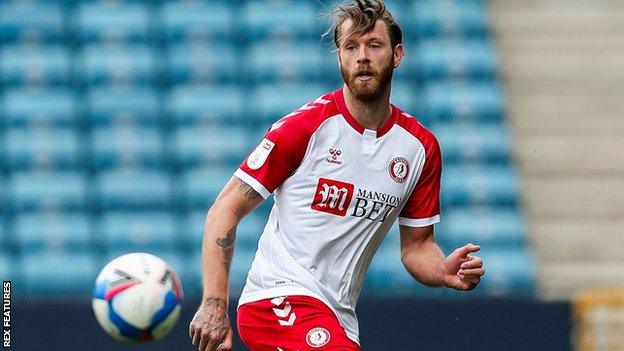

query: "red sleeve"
left=398, top=136, right=442, bottom=227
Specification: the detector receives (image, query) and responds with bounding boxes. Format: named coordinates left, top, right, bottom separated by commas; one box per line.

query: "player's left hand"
left=443, top=243, right=485, bottom=291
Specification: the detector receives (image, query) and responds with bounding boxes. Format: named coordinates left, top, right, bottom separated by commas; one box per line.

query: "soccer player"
left=189, top=1, right=485, bottom=350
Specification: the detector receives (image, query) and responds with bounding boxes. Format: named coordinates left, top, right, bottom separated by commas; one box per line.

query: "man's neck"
left=342, top=84, right=393, bottom=131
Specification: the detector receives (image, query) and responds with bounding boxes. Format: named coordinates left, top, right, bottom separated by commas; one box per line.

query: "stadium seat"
left=0, top=1, right=63, bottom=42
left=165, top=85, right=245, bottom=125
left=6, top=126, right=80, bottom=169
left=476, top=248, right=536, bottom=296
left=88, top=86, right=159, bottom=125
left=390, top=80, right=419, bottom=112
left=78, top=44, right=156, bottom=85
left=436, top=209, right=527, bottom=250
left=413, top=39, right=498, bottom=80
left=242, top=1, right=319, bottom=40
left=0, top=45, right=70, bottom=86
left=251, top=83, right=328, bottom=124
left=170, top=125, right=249, bottom=166
left=178, top=165, right=237, bottom=208
left=10, top=170, right=88, bottom=210
left=74, top=1, right=149, bottom=43
left=97, top=168, right=172, bottom=209
left=14, top=212, right=91, bottom=253
left=411, top=0, right=489, bottom=38
left=22, top=252, right=97, bottom=294
left=245, top=41, right=324, bottom=83
left=166, top=43, right=239, bottom=83
left=432, top=123, right=511, bottom=164
left=2, top=88, right=76, bottom=127
left=159, top=1, right=234, bottom=42
left=99, top=211, right=177, bottom=251
left=92, top=125, right=163, bottom=168
left=442, top=165, right=520, bottom=208
left=422, top=82, right=504, bottom=122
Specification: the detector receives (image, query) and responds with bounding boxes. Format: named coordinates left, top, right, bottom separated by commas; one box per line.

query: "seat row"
left=0, top=0, right=489, bottom=43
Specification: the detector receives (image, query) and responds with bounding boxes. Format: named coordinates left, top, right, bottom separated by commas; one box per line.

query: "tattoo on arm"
left=216, top=226, right=236, bottom=273
left=237, top=179, right=261, bottom=200
left=199, top=297, right=229, bottom=335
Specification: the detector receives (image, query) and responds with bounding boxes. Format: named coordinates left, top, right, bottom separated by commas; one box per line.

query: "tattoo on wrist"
left=216, top=226, right=236, bottom=272
left=237, top=179, right=261, bottom=200
left=199, top=297, right=229, bottom=334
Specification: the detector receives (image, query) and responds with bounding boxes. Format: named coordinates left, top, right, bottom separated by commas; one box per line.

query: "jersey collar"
left=334, top=88, right=397, bottom=138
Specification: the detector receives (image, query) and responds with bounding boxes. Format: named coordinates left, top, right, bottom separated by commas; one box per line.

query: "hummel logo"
left=272, top=296, right=296, bottom=326
left=326, top=148, right=343, bottom=165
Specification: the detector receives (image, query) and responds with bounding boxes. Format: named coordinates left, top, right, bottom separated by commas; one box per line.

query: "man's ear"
left=393, top=44, right=405, bottom=69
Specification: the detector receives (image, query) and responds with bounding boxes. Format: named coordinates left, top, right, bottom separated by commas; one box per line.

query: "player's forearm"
left=200, top=201, right=242, bottom=303
left=401, top=240, right=447, bottom=287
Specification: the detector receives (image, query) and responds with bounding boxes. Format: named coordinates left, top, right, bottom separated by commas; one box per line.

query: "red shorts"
left=237, top=295, right=360, bottom=351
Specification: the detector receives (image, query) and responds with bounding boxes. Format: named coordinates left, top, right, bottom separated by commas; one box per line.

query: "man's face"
left=337, top=19, right=403, bottom=102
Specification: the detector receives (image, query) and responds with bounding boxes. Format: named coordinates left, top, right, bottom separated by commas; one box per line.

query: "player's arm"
left=189, top=176, right=263, bottom=351
left=399, top=225, right=484, bottom=291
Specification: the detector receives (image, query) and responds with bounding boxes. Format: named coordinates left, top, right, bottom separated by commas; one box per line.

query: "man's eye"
left=370, top=44, right=381, bottom=49
left=345, top=45, right=356, bottom=51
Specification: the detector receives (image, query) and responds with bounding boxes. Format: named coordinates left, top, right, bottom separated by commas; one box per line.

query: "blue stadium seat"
left=2, top=88, right=76, bottom=126
left=97, top=168, right=172, bottom=209
left=245, top=41, right=324, bottom=83
left=78, top=44, right=156, bottom=85
left=167, top=43, right=239, bottom=83
left=412, top=0, right=489, bottom=38
left=413, top=39, right=498, bottom=80
left=436, top=209, right=527, bottom=250
left=11, top=170, right=88, bottom=210
left=92, top=125, right=163, bottom=168
left=88, top=86, right=159, bottom=125
left=422, top=82, right=504, bottom=122
left=99, top=211, right=177, bottom=250
left=476, top=248, right=535, bottom=296
left=6, top=127, right=80, bottom=169
left=0, top=1, right=63, bottom=42
left=251, top=83, right=327, bottom=124
left=170, top=126, right=249, bottom=166
left=74, top=1, right=149, bottom=43
left=14, top=212, right=91, bottom=253
left=22, top=252, right=97, bottom=294
left=242, top=1, right=319, bottom=40
left=159, top=1, right=234, bottom=42
left=432, top=123, right=510, bottom=164
left=442, top=165, right=520, bottom=208
left=178, top=165, right=236, bottom=208
left=0, top=45, right=70, bottom=86
left=165, top=85, right=245, bottom=125
left=390, top=80, right=418, bottom=112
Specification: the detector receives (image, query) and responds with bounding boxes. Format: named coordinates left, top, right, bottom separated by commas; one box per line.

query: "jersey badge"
left=306, top=327, right=331, bottom=348
left=389, top=157, right=409, bottom=183
left=325, top=148, right=343, bottom=165
left=247, top=138, right=275, bottom=170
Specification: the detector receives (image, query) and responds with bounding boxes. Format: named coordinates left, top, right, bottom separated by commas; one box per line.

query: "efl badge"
left=306, top=327, right=331, bottom=348
left=247, top=138, right=275, bottom=170
left=389, top=157, right=409, bottom=183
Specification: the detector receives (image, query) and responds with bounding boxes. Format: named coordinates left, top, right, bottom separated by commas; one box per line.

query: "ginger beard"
left=340, top=50, right=394, bottom=103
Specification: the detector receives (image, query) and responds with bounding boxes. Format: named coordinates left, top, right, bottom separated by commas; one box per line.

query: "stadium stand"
left=0, top=0, right=535, bottom=298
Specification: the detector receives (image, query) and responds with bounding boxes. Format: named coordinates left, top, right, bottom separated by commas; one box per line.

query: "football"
left=92, top=252, right=183, bottom=343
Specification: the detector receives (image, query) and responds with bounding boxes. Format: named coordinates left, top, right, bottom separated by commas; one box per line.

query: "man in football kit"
left=189, top=1, right=485, bottom=350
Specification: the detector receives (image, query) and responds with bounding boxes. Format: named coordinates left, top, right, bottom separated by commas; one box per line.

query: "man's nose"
left=356, top=46, right=370, bottom=64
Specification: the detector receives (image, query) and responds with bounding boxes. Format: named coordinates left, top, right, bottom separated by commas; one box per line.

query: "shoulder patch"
left=247, top=138, right=275, bottom=170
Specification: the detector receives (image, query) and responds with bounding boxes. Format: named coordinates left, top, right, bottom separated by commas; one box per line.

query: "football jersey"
left=235, top=88, right=442, bottom=344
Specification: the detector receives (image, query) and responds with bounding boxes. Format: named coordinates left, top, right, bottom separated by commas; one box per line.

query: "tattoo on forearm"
left=237, top=179, right=261, bottom=200
left=216, top=226, right=236, bottom=272
left=198, top=297, right=229, bottom=335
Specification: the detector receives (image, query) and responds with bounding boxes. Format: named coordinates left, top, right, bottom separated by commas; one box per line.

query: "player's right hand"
left=189, top=298, right=233, bottom=351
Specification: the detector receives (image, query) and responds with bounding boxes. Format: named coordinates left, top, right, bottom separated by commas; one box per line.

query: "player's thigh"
left=237, top=295, right=360, bottom=351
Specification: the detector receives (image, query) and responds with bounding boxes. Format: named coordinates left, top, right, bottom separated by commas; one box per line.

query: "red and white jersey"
left=234, top=89, right=442, bottom=344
